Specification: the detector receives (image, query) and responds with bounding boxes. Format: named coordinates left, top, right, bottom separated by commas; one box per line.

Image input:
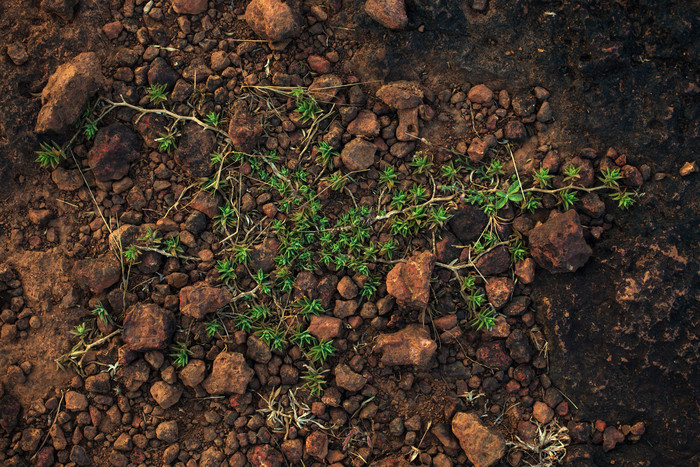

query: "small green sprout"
left=235, top=313, right=252, bottom=332
left=155, top=131, right=177, bottom=153
left=204, top=112, right=221, bottom=127
left=315, top=141, right=338, bottom=169
left=91, top=302, right=113, bottom=326
left=509, top=239, right=528, bottom=262
left=295, top=297, right=324, bottom=320
left=301, top=364, right=328, bottom=397
left=410, top=153, right=433, bottom=174
left=441, top=161, right=459, bottom=182
left=308, top=339, right=335, bottom=364
left=123, top=245, right=141, bottom=265
left=380, top=166, right=398, bottom=189
left=216, top=258, right=236, bottom=284
left=138, top=227, right=161, bottom=246
left=471, top=307, right=496, bottom=331
left=563, top=164, right=581, bottom=183
left=494, top=181, right=523, bottom=210
left=610, top=190, right=637, bottom=210
left=360, top=275, right=379, bottom=300
left=215, top=203, right=236, bottom=231
left=71, top=322, right=89, bottom=339
left=35, top=142, right=65, bottom=169
left=560, top=189, right=579, bottom=210
left=205, top=320, right=223, bottom=338
left=170, top=341, right=192, bottom=368
left=599, top=167, right=622, bottom=188
left=533, top=167, right=553, bottom=188
left=147, top=83, right=168, bottom=104
left=83, top=119, right=98, bottom=140
left=232, top=244, right=250, bottom=265
left=163, top=236, right=184, bottom=256
left=291, top=327, right=315, bottom=348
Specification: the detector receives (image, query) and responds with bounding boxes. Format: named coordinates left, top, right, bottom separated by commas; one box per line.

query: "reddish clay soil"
left=0, top=1, right=698, bottom=467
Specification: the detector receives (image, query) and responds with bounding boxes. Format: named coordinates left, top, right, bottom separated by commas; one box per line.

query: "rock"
left=136, top=114, right=169, bottom=149
left=281, top=439, right=303, bottom=463
left=201, top=446, right=225, bottom=467
left=247, top=444, right=284, bottom=467
left=307, top=54, right=331, bottom=73
left=467, top=84, right=494, bottom=105
left=246, top=336, right=272, bottom=363
left=473, top=246, right=511, bottom=276
left=172, top=0, right=207, bottom=15
left=308, top=74, right=343, bottom=102
left=88, top=123, right=141, bottom=181
left=448, top=204, right=488, bottom=243
left=113, top=433, right=132, bottom=451
left=150, top=381, right=183, bottom=409
left=35, top=446, right=54, bottom=467
left=529, top=210, right=592, bottom=274
left=20, top=427, right=42, bottom=452
left=333, top=299, right=358, bottom=318
left=307, top=315, right=342, bottom=341
left=65, top=390, right=88, bottom=412
left=51, top=167, right=83, bottom=191
left=485, top=277, right=513, bottom=309
left=123, top=303, right=176, bottom=352
left=28, top=209, right=53, bottom=226
left=179, top=285, right=232, bottom=320
left=305, top=431, right=329, bottom=460
left=376, top=81, right=423, bottom=109
left=512, top=92, right=537, bottom=117
left=532, top=401, right=554, bottom=424
left=245, top=0, right=302, bottom=43
left=341, top=137, right=376, bottom=171
left=73, top=254, right=121, bottom=293
left=334, top=363, right=367, bottom=392
left=191, top=191, right=221, bottom=218
left=156, top=420, right=179, bottom=443
left=680, top=161, right=698, bottom=176
left=6, top=43, right=28, bottom=65
left=452, top=412, right=505, bottom=467
left=36, top=52, right=104, bottom=134
left=85, top=373, right=110, bottom=393
left=174, top=122, right=216, bottom=178
left=476, top=341, right=512, bottom=371
left=347, top=110, right=381, bottom=138
left=119, top=359, right=150, bottom=392
left=396, top=107, right=420, bottom=141
left=603, top=426, right=625, bottom=452
left=514, top=258, right=536, bottom=284
left=0, top=395, right=20, bottom=432
left=202, top=352, right=254, bottom=395
left=506, top=329, right=533, bottom=363
left=41, top=0, right=79, bottom=21
left=386, top=250, right=436, bottom=310
left=179, top=359, right=206, bottom=387
left=503, top=120, right=527, bottom=142
left=249, top=237, right=280, bottom=273
left=70, top=445, right=90, bottom=466
left=467, top=135, right=497, bottom=162
left=375, top=324, right=437, bottom=367
left=228, top=100, right=263, bottom=153
left=148, top=57, right=179, bottom=91
left=364, top=0, right=408, bottom=30
left=337, top=276, right=359, bottom=299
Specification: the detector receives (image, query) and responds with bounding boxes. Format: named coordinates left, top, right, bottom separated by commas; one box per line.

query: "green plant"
left=170, top=341, right=192, bottom=368
left=471, top=307, right=496, bottom=331
left=324, top=172, right=346, bottom=191
left=533, top=167, right=553, bottom=188
left=216, top=258, right=236, bottom=284
left=379, top=239, right=398, bottom=259
left=163, top=236, right=184, bottom=256
left=315, top=141, right=337, bottom=169
left=232, top=244, right=250, bottom=265
left=215, top=203, right=236, bottom=231
left=360, top=275, right=379, bottom=300
left=35, top=141, right=65, bottom=169
left=91, top=302, right=113, bottom=326
left=486, top=160, right=505, bottom=179
left=123, top=245, right=141, bottom=264
left=147, top=83, right=168, bottom=104
left=429, top=205, right=451, bottom=228
left=295, top=297, right=324, bottom=320
left=292, top=87, right=322, bottom=122
left=559, top=189, right=578, bottom=210
left=71, top=322, right=89, bottom=339
left=379, top=166, right=398, bottom=189
left=410, top=153, right=433, bottom=174
left=83, top=119, right=98, bottom=140
left=234, top=313, right=252, bottom=332
left=467, top=289, right=486, bottom=312
left=408, top=183, right=428, bottom=203
left=291, top=327, right=315, bottom=348
left=204, top=112, right=221, bottom=127
left=441, top=161, right=459, bottom=182
left=610, top=190, right=637, bottom=210
left=253, top=270, right=272, bottom=295
left=494, top=181, right=523, bottom=210
left=563, top=164, right=581, bottom=183
left=249, top=304, right=271, bottom=321
left=509, top=239, right=528, bottom=262
left=390, top=191, right=409, bottom=210
left=599, top=167, right=622, bottom=188
left=138, top=227, right=161, bottom=246
left=257, top=326, right=286, bottom=351
left=155, top=131, right=177, bottom=153
left=205, top=320, right=223, bottom=338
left=307, top=339, right=335, bottom=364
left=301, top=364, right=328, bottom=397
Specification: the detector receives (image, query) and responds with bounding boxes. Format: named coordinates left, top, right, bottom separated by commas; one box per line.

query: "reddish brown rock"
left=51, top=167, right=83, bottom=191
left=174, top=123, right=216, bottom=178
left=376, top=81, right=423, bottom=109
left=190, top=191, right=221, bottom=218
left=307, top=315, right=342, bottom=341
left=307, top=55, right=331, bottom=74
left=247, top=444, right=284, bottom=467
left=179, top=285, right=232, bottom=320
left=452, top=412, right=505, bottom=467
left=505, top=329, right=533, bottom=363
left=364, top=0, right=408, bottom=29
left=396, top=107, right=420, bottom=141
left=123, top=304, right=176, bottom=352
left=172, top=0, right=208, bottom=15
left=228, top=100, right=263, bottom=154
left=514, top=258, right=536, bottom=284
left=347, top=110, right=381, bottom=138
left=386, top=250, right=436, bottom=310
left=280, top=439, right=303, bottom=464
left=504, top=120, right=527, bottom=142
left=603, top=426, right=625, bottom=452
left=202, top=352, right=254, bottom=395
left=249, top=237, right=280, bottom=273
left=341, top=137, right=376, bottom=171
left=467, top=134, right=497, bottom=162
left=136, top=114, right=169, bottom=149
left=245, top=0, right=303, bottom=43
left=375, top=324, right=437, bottom=367
left=41, top=0, right=79, bottom=22
left=150, top=381, right=183, bottom=409
left=621, top=164, right=643, bottom=187
left=485, top=277, right=514, bottom=309
left=448, top=204, right=488, bottom=243
left=88, top=123, right=140, bottom=181
left=305, top=431, right=329, bottom=460
left=529, top=210, right=592, bottom=273
left=0, top=395, right=20, bottom=433
left=473, top=246, right=511, bottom=276
left=36, top=52, right=104, bottom=134
left=467, top=84, right=494, bottom=105
left=334, top=363, right=367, bottom=392
left=476, top=341, right=513, bottom=371
left=73, top=254, right=121, bottom=293
left=308, top=74, right=343, bottom=102
left=179, top=360, right=207, bottom=387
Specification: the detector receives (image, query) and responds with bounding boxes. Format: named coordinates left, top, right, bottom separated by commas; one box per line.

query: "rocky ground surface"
left=0, top=1, right=698, bottom=467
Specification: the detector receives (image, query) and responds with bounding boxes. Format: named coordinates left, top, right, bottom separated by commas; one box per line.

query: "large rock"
left=364, top=0, right=408, bottom=30
left=123, top=304, right=176, bottom=352
left=341, top=137, right=376, bottom=171
left=172, top=0, right=207, bottom=15
left=334, top=363, right=367, bottom=392
left=88, top=123, right=141, bottom=181
left=451, top=412, right=505, bottom=467
left=41, top=0, right=79, bottom=22
left=228, top=100, right=262, bottom=154
left=386, top=250, right=435, bottom=309
left=36, top=52, right=104, bottom=134
left=179, top=285, right=232, bottom=320
left=174, top=122, right=216, bottom=178
left=245, top=0, right=302, bottom=43
left=247, top=444, right=284, bottom=467
left=374, top=325, right=437, bottom=367
left=376, top=81, right=423, bottom=109
left=529, top=210, right=592, bottom=273
left=202, top=352, right=254, bottom=395
left=73, top=254, right=121, bottom=293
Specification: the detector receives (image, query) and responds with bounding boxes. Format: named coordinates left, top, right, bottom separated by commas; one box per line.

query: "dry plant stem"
left=30, top=390, right=65, bottom=459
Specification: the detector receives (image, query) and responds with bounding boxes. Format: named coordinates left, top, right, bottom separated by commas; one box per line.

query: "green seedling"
left=204, top=112, right=221, bottom=127
left=91, top=302, right=113, bottom=326
left=163, top=236, right=184, bottom=256
left=35, top=142, right=65, bottom=169
left=155, top=131, right=177, bottom=153
left=83, top=119, right=98, bottom=140
left=147, top=83, right=168, bottom=104
left=560, top=189, right=578, bottom=210
left=315, top=141, right=338, bottom=169
left=308, top=339, right=335, bottom=364
left=471, top=307, right=496, bottom=331
left=205, top=320, right=223, bottom=338
left=123, top=245, right=141, bottom=264
left=563, top=164, right=581, bottom=183
left=380, top=166, right=398, bottom=189
left=215, top=203, right=236, bottom=231
left=216, top=258, right=236, bottom=284
left=533, top=167, right=553, bottom=188
left=170, top=342, right=192, bottom=368
left=295, top=297, right=324, bottom=320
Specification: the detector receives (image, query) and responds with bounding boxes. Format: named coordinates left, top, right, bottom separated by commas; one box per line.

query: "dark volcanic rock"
left=529, top=210, right=592, bottom=273
left=174, top=123, right=216, bottom=178
left=88, top=123, right=140, bottom=181
left=448, top=204, right=488, bottom=243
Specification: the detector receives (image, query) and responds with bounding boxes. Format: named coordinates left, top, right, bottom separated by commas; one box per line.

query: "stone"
left=467, top=135, right=497, bottom=162
left=374, top=324, right=437, bottom=367
left=476, top=341, right=512, bottom=371
left=506, top=329, right=533, bottom=363
left=603, top=426, right=625, bottom=452
left=396, top=107, right=420, bottom=141
left=118, top=359, right=150, bottom=392
left=190, top=191, right=221, bottom=218
left=529, top=210, right=592, bottom=274
left=51, top=167, right=83, bottom=191
left=65, top=390, right=88, bottom=411
left=123, top=303, right=176, bottom=352
left=448, top=204, right=488, bottom=243
left=36, top=52, right=104, bottom=134
left=246, top=336, right=272, bottom=363
left=451, top=412, right=505, bottom=467
left=6, top=43, right=28, bottom=65
left=333, top=299, right=358, bottom=319
left=172, top=0, right=208, bottom=15
left=0, top=395, right=20, bottom=432
left=308, top=74, right=343, bottom=102
left=228, top=100, right=263, bottom=153
left=467, top=84, right=494, bottom=105
left=245, top=0, right=303, bottom=43
left=202, top=352, right=254, bottom=395
left=365, top=0, right=408, bottom=29
left=148, top=57, right=179, bottom=90
left=307, top=315, right=342, bottom=341
left=347, top=110, right=381, bottom=138
left=376, top=81, right=423, bottom=109
left=247, top=444, right=284, bottom=467
left=341, top=137, right=376, bottom=171
left=514, top=258, right=536, bottom=284
left=179, top=285, right=232, bottom=320
left=73, top=254, right=121, bottom=293
left=150, top=381, right=183, bottom=409
left=386, top=250, right=436, bottom=310
left=485, top=277, right=514, bottom=309
left=281, top=439, right=303, bottom=464
left=156, top=420, right=179, bottom=443
left=84, top=373, right=110, bottom=394
left=334, top=363, right=367, bottom=392
left=473, top=246, right=511, bottom=276
left=532, top=401, right=554, bottom=424
left=88, top=123, right=140, bottom=181
left=305, top=431, right=329, bottom=460
left=504, top=120, right=527, bottom=142
left=179, top=359, right=206, bottom=387
left=41, top=0, right=79, bottom=22
left=201, top=446, right=225, bottom=467
left=174, top=122, right=216, bottom=178
left=249, top=237, right=280, bottom=273
left=70, top=445, right=90, bottom=465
